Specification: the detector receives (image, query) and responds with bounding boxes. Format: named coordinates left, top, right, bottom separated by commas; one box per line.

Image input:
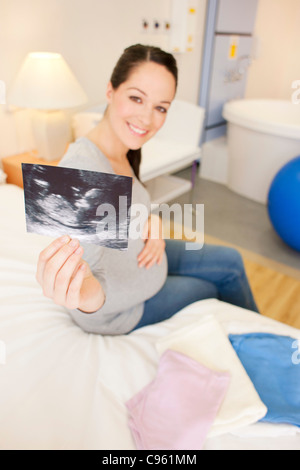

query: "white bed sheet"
left=0, top=184, right=299, bottom=450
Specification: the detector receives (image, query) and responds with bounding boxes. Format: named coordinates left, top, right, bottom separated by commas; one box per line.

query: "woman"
left=36, top=44, right=259, bottom=335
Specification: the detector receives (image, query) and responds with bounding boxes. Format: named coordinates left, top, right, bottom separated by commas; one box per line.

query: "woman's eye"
left=157, top=106, right=167, bottom=114
left=130, top=96, right=142, bottom=103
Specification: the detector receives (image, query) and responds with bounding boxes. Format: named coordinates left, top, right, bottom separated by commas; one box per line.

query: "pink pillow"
left=126, top=350, right=230, bottom=450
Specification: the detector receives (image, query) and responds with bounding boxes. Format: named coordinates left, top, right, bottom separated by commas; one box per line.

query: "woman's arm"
left=36, top=235, right=105, bottom=313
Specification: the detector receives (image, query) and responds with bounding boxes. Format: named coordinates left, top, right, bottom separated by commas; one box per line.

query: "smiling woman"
left=105, top=61, right=176, bottom=150
left=95, top=49, right=177, bottom=180
left=36, top=44, right=259, bottom=336
left=103, top=44, right=178, bottom=180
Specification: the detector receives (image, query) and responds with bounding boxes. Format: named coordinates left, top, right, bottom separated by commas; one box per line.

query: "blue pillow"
left=229, top=333, right=300, bottom=427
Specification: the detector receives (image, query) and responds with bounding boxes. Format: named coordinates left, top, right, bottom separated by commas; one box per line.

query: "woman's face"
left=106, top=61, right=177, bottom=151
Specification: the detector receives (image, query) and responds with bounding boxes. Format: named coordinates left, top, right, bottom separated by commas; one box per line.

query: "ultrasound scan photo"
left=22, top=164, right=132, bottom=250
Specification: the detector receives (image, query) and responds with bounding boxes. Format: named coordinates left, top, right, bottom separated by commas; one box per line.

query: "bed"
left=0, top=183, right=300, bottom=450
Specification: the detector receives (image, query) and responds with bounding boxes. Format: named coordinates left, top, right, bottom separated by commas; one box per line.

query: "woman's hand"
left=36, top=235, right=105, bottom=313
left=138, top=214, right=166, bottom=270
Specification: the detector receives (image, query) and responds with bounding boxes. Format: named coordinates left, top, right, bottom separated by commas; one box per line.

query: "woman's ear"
left=106, top=82, right=114, bottom=103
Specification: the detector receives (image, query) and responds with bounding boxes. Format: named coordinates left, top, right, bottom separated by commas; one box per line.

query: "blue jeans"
left=132, top=240, right=259, bottom=331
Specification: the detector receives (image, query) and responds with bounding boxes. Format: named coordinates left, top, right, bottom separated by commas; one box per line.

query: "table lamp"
left=8, top=52, right=88, bottom=161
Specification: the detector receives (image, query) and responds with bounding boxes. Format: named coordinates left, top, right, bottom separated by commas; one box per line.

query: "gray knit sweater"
left=58, top=137, right=168, bottom=335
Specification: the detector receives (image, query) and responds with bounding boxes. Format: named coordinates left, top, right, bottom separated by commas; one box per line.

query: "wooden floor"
left=243, top=258, right=300, bottom=329
left=170, top=224, right=300, bottom=330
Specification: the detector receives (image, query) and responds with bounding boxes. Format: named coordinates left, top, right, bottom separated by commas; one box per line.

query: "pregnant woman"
left=36, top=44, right=259, bottom=335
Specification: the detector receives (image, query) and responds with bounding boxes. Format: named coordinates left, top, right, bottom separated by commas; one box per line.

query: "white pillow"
left=72, top=112, right=103, bottom=140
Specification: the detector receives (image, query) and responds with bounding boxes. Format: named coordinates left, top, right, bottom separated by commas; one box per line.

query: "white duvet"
left=0, top=184, right=299, bottom=450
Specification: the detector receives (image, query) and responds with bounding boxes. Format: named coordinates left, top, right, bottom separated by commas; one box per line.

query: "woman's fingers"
left=138, top=214, right=165, bottom=269
left=138, top=243, right=155, bottom=267
left=157, top=251, right=164, bottom=265
left=42, top=239, right=80, bottom=298
left=36, top=235, right=70, bottom=285
left=53, top=246, right=84, bottom=306
left=144, top=255, right=158, bottom=270
left=138, top=239, right=165, bottom=269
left=36, top=236, right=102, bottom=312
left=38, top=238, right=82, bottom=298
left=65, top=263, right=87, bottom=310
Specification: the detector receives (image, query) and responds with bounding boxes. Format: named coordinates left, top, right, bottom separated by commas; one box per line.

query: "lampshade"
left=8, top=52, right=88, bottom=110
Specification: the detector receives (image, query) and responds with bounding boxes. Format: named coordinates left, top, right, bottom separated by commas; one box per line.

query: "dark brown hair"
left=109, top=44, right=178, bottom=180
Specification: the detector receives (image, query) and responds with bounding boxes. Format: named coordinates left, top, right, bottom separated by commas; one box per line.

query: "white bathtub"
left=223, top=99, right=300, bottom=204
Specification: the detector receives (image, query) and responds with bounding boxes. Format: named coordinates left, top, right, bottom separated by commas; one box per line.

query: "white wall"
left=246, top=0, right=300, bottom=100
left=0, top=0, right=207, bottom=107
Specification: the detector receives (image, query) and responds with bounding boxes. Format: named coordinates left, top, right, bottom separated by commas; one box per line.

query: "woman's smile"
left=127, top=122, right=149, bottom=137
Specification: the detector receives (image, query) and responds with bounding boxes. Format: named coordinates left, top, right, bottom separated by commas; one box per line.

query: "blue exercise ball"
left=268, top=156, right=300, bottom=252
